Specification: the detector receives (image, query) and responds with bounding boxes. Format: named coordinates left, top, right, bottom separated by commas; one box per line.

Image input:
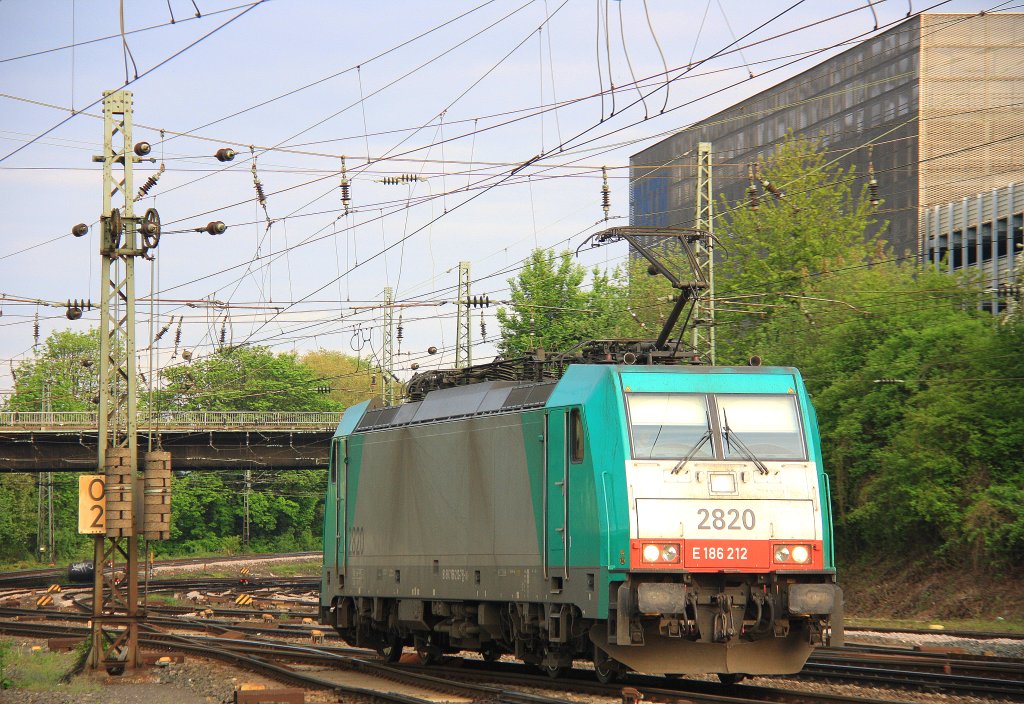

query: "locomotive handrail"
left=0, top=410, right=344, bottom=430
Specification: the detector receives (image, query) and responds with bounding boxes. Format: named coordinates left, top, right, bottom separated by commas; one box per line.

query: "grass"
left=0, top=559, right=64, bottom=572
left=1, top=641, right=99, bottom=694
left=146, top=593, right=190, bottom=607
left=846, top=617, right=1024, bottom=634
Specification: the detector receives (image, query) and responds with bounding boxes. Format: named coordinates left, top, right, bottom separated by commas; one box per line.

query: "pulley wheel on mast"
left=103, top=208, right=123, bottom=253
left=141, top=208, right=161, bottom=250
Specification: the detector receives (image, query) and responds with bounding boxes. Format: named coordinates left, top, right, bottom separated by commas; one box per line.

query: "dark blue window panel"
left=631, top=176, right=670, bottom=227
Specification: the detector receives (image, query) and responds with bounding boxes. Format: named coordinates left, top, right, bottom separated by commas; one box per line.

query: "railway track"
left=0, top=619, right=587, bottom=704
left=0, top=551, right=321, bottom=588
left=815, top=642, right=1024, bottom=679
left=846, top=624, right=1024, bottom=641
left=3, top=607, right=1023, bottom=703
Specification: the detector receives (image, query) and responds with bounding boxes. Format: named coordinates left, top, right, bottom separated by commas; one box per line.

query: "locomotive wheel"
left=542, top=663, right=566, bottom=679
left=377, top=633, right=404, bottom=663
left=594, top=661, right=619, bottom=684
left=481, top=644, right=502, bottom=662
left=717, top=673, right=746, bottom=685
left=592, top=647, right=621, bottom=684
left=416, top=644, right=442, bottom=665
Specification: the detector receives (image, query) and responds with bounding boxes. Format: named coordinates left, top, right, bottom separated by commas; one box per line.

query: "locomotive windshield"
left=717, top=394, right=805, bottom=460
left=625, top=392, right=806, bottom=461
left=625, top=393, right=714, bottom=460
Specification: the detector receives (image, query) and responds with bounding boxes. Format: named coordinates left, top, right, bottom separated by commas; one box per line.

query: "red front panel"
left=685, top=539, right=770, bottom=570
left=630, top=539, right=824, bottom=572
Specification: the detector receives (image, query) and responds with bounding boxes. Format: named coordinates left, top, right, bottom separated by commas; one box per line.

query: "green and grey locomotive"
left=319, top=362, right=842, bottom=680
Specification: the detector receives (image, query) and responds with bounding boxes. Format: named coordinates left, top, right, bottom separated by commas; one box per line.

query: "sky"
left=0, top=0, right=1003, bottom=401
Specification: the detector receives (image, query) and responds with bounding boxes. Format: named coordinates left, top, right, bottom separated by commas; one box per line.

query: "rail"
left=0, top=411, right=344, bottom=431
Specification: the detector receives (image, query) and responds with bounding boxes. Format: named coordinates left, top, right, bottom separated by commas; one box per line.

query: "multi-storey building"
left=924, top=180, right=1024, bottom=313
left=629, top=12, right=1024, bottom=260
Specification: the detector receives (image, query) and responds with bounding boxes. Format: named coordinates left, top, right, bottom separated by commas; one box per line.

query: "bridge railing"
left=0, top=411, right=344, bottom=431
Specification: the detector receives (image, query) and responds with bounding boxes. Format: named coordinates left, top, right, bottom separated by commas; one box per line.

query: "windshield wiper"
left=722, top=409, right=770, bottom=475
left=671, top=410, right=713, bottom=474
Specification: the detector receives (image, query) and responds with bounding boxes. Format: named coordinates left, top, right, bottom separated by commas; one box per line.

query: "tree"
left=0, top=333, right=342, bottom=565
left=155, top=347, right=338, bottom=555
left=300, top=349, right=376, bottom=408
left=740, top=248, right=1024, bottom=569
left=0, top=475, right=37, bottom=562
left=496, top=249, right=626, bottom=357
left=158, top=345, right=343, bottom=412
left=708, top=134, right=1024, bottom=570
left=3, top=329, right=101, bottom=412
left=715, top=133, right=886, bottom=361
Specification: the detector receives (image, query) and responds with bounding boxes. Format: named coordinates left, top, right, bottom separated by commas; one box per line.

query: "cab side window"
left=569, top=408, right=584, bottom=463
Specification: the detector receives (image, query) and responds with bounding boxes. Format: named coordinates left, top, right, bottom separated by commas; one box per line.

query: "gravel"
left=0, top=639, right=335, bottom=704
left=847, top=629, right=1024, bottom=658
left=4, top=629, right=1022, bottom=704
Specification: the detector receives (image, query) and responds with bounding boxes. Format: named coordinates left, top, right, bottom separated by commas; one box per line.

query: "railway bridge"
left=0, top=411, right=343, bottom=472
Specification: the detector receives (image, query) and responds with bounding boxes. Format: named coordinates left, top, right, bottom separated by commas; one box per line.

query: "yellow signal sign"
left=36, top=594, right=54, bottom=608
left=78, top=475, right=106, bottom=534
left=234, top=594, right=254, bottom=606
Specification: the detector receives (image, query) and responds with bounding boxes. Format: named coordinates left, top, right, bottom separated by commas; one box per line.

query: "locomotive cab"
left=590, top=368, right=842, bottom=676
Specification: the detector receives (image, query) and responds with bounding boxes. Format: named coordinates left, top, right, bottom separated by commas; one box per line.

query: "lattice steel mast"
left=455, top=261, right=472, bottom=369
left=692, top=142, right=716, bottom=364
left=88, top=90, right=170, bottom=674
left=89, top=88, right=142, bottom=673
left=382, top=287, right=396, bottom=405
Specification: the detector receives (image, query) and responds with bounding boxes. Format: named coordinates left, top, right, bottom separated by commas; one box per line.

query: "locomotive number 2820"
left=696, top=507, right=756, bottom=530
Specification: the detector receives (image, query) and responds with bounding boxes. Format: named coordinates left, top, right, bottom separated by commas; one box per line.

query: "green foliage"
left=0, top=332, right=337, bottom=565
left=1, top=645, right=96, bottom=693
left=158, top=345, right=343, bottom=412
left=712, top=133, right=1024, bottom=570
left=3, top=330, right=101, bottom=412
left=300, top=349, right=377, bottom=407
left=0, top=476, right=37, bottom=562
left=725, top=240, right=1024, bottom=568
left=718, top=133, right=885, bottom=300
left=496, top=249, right=626, bottom=357
left=0, top=639, right=12, bottom=690
left=151, top=469, right=325, bottom=557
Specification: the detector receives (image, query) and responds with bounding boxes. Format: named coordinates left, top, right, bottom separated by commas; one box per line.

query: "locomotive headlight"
left=641, top=543, right=681, bottom=563
left=791, top=545, right=811, bottom=564
left=773, top=544, right=813, bottom=564
left=709, top=472, right=736, bottom=494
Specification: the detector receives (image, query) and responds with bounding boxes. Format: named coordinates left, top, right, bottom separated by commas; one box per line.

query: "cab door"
left=545, top=409, right=568, bottom=585
left=332, top=437, right=348, bottom=575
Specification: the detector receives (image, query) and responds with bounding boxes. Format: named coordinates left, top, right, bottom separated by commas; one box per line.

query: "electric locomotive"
left=319, top=228, right=842, bottom=681
left=320, top=360, right=841, bottom=680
